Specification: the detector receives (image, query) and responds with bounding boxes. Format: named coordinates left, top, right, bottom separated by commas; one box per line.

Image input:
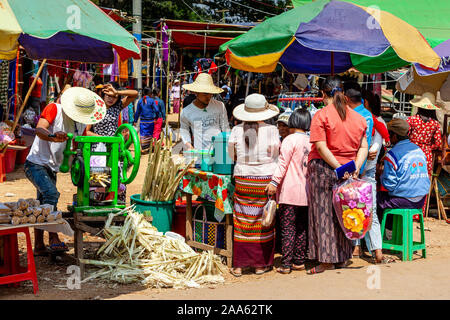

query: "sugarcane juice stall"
left=178, top=132, right=235, bottom=267
left=59, top=123, right=150, bottom=275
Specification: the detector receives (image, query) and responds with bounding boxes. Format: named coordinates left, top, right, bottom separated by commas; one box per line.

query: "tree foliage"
left=96, top=0, right=292, bottom=27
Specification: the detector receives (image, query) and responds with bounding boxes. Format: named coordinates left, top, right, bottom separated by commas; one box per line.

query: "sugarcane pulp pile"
left=81, top=207, right=227, bottom=288
left=140, top=133, right=193, bottom=202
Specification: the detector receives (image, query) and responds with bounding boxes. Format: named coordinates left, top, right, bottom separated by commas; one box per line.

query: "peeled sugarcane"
left=81, top=208, right=225, bottom=288
left=140, top=134, right=194, bottom=202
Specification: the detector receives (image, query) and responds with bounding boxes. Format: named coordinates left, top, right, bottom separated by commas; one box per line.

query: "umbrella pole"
left=2, top=58, right=47, bottom=154
left=331, top=52, right=335, bottom=76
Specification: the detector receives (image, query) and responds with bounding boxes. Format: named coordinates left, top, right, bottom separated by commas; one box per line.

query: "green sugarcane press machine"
left=59, top=123, right=141, bottom=216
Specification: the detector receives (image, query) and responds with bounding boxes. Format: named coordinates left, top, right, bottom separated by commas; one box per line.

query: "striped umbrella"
left=220, top=0, right=440, bottom=74
left=0, top=0, right=140, bottom=63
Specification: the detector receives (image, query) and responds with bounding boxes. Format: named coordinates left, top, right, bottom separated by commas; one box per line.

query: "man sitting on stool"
left=378, top=119, right=430, bottom=229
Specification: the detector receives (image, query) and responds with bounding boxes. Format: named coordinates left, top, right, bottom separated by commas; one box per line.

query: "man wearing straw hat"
left=180, top=73, right=230, bottom=150
left=24, top=86, right=106, bottom=256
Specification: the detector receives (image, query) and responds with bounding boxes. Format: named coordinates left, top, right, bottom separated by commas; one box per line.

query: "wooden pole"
left=146, top=44, right=150, bottom=87
left=2, top=59, right=47, bottom=153
left=165, top=30, right=171, bottom=130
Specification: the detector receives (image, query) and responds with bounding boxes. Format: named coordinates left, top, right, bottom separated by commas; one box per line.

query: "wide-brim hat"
left=60, top=87, right=107, bottom=125
left=233, top=93, right=279, bottom=122
left=410, top=92, right=440, bottom=110
left=182, top=73, right=223, bottom=94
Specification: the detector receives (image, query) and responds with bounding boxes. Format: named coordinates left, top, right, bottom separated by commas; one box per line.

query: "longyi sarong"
left=139, top=119, right=155, bottom=149
left=233, top=175, right=275, bottom=268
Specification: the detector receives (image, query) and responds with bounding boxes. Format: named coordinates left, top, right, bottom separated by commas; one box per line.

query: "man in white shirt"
left=180, top=73, right=230, bottom=150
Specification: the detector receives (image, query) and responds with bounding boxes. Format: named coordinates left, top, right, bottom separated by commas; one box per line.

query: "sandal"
left=230, top=268, right=242, bottom=277
left=292, top=264, right=306, bottom=271
left=276, top=267, right=292, bottom=274
left=335, top=260, right=352, bottom=269
left=46, top=242, right=69, bottom=253
left=374, top=256, right=395, bottom=264
left=254, top=266, right=272, bottom=275
left=307, top=264, right=335, bottom=275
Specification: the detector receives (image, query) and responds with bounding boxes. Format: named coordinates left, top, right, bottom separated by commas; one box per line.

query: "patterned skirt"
left=139, top=120, right=155, bottom=149
left=306, top=159, right=352, bottom=264
left=233, top=175, right=275, bottom=268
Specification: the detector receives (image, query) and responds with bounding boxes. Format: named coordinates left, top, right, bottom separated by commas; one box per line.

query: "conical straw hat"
left=182, top=73, right=223, bottom=94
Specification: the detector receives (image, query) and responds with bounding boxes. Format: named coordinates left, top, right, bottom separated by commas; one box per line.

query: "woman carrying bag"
left=306, top=76, right=368, bottom=275
left=228, top=93, right=280, bottom=277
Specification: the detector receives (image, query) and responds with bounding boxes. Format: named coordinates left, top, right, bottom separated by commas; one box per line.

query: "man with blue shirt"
left=379, top=119, right=430, bottom=212
left=346, top=88, right=390, bottom=263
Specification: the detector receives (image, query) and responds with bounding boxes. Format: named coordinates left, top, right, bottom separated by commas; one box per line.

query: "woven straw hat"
left=182, top=73, right=223, bottom=94
left=233, top=93, right=279, bottom=122
left=60, top=87, right=107, bottom=125
left=410, top=92, right=440, bottom=110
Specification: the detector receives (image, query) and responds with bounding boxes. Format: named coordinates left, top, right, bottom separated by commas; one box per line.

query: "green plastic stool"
left=381, top=208, right=426, bottom=261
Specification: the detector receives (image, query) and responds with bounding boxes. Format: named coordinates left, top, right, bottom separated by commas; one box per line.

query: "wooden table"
left=183, top=192, right=233, bottom=267
left=71, top=210, right=152, bottom=277
left=178, top=169, right=235, bottom=268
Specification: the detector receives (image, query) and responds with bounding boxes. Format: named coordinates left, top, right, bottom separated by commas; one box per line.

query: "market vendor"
left=24, top=87, right=106, bottom=255
left=180, top=73, right=230, bottom=150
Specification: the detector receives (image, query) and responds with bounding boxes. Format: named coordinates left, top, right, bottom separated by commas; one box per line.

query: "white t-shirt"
left=27, top=103, right=79, bottom=172
left=228, top=122, right=280, bottom=177
left=180, top=98, right=230, bottom=150
left=363, top=116, right=386, bottom=175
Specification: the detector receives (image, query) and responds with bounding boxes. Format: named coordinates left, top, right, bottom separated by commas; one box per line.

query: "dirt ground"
left=0, top=154, right=449, bottom=300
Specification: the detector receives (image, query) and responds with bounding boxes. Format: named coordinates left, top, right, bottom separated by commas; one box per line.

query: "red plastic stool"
left=0, top=227, right=39, bottom=294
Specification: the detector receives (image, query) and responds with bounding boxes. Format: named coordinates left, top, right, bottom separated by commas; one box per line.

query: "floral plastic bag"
left=332, top=178, right=373, bottom=240
left=0, top=122, right=15, bottom=149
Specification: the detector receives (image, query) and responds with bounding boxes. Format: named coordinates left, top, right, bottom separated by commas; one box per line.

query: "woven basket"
left=193, top=204, right=226, bottom=249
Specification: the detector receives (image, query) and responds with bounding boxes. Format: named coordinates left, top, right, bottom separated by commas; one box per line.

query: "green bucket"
left=130, top=194, right=175, bottom=233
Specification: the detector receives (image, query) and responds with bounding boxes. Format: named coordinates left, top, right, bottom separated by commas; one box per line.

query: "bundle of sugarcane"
left=140, top=133, right=193, bottom=202
left=80, top=207, right=226, bottom=288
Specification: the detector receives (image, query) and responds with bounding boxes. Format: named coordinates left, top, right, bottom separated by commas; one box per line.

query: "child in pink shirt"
left=266, top=108, right=311, bottom=274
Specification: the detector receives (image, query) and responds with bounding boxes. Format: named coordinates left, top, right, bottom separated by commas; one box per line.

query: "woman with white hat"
left=407, top=92, right=442, bottom=177
left=24, top=86, right=106, bottom=256
left=227, top=93, right=280, bottom=277
left=180, top=73, right=230, bottom=150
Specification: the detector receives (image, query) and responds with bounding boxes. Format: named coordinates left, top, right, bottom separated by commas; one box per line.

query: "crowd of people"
left=174, top=73, right=442, bottom=276
left=22, top=70, right=442, bottom=276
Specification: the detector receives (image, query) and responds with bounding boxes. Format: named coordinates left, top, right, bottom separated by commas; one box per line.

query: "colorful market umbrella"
left=220, top=0, right=440, bottom=74
left=397, top=40, right=450, bottom=100
left=0, top=0, right=140, bottom=63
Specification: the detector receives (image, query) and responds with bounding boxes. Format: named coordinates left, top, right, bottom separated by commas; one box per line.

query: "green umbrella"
left=221, top=0, right=441, bottom=74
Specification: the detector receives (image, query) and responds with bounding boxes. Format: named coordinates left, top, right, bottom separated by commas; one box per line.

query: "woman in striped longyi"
left=228, top=93, right=280, bottom=277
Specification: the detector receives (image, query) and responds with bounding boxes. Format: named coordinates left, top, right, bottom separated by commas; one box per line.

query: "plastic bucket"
left=16, top=147, right=30, bottom=165
left=130, top=194, right=174, bottom=233
left=173, top=199, right=201, bottom=237
left=4, top=149, right=16, bottom=173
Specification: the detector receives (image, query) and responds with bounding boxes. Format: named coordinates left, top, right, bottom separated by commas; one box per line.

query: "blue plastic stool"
left=381, top=208, right=426, bottom=261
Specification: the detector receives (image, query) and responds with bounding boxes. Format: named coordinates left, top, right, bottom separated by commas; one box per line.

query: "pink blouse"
left=271, top=132, right=311, bottom=206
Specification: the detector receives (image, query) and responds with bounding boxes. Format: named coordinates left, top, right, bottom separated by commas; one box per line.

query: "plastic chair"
left=381, top=208, right=426, bottom=261
left=0, top=227, right=39, bottom=294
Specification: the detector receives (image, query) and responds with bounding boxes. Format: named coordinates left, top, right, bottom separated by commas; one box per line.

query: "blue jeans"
left=352, top=167, right=382, bottom=253
left=24, top=160, right=60, bottom=208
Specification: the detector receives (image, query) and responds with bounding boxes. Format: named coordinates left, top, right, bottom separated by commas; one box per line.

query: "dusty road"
left=0, top=154, right=449, bottom=300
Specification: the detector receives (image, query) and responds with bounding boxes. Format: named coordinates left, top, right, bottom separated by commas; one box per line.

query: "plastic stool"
left=381, top=208, right=426, bottom=261
left=0, top=228, right=39, bottom=294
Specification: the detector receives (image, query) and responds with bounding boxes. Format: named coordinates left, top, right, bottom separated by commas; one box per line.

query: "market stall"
left=179, top=168, right=234, bottom=267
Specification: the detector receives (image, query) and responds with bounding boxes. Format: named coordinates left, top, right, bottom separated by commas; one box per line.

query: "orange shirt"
left=308, top=104, right=367, bottom=165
